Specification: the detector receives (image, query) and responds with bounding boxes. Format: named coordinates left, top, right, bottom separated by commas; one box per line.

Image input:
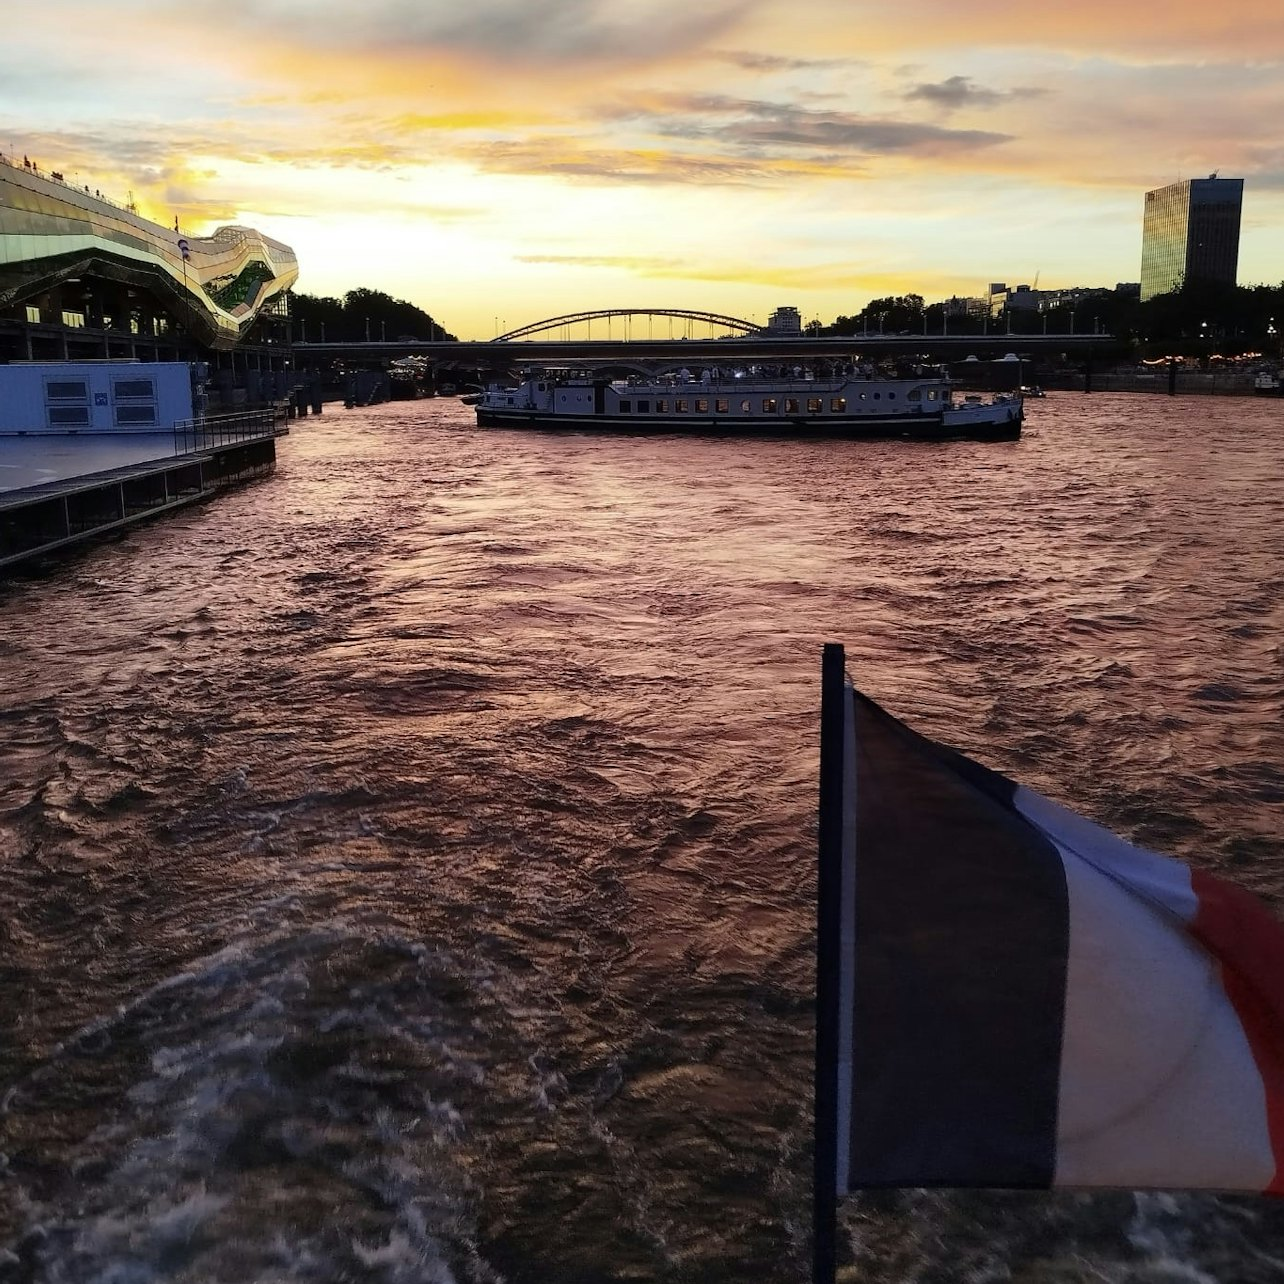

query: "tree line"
left=814, top=281, right=1284, bottom=356
left=290, top=288, right=456, bottom=343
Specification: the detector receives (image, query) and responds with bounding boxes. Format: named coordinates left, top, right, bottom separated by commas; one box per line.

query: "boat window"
left=830, top=398, right=846, bottom=412
left=858, top=392, right=867, bottom=400
left=637, top=399, right=650, bottom=412
left=807, top=398, right=822, bottom=414
left=873, top=392, right=882, bottom=400
left=888, top=392, right=896, bottom=399
left=741, top=399, right=752, bottom=413
left=695, top=399, right=708, bottom=412
left=620, top=399, right=632, bottom=413
left=537, top=382, right=547, bottom=391
left=716, top=399, right=729, bottom=413
left=657, top=399, right=669, bottom=412
left=927, top=390, right=937, bottom=400
left=675, top=399, right=688, bottom=412
left=907, top=390, right=920, bottom=402
left=763, top=398, right=777, bottom=412
left=785, top=398, right=799, bottom=413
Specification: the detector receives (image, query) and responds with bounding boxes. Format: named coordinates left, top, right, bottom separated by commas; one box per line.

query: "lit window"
left=830, top=397, right=846, bottom=412
left=785, top=398, right=799, bottom=413
left=716, top=399, right=729, bottom=413
left=61, top=310, right=85, bottom=328
left=741, top=399, right=752, bottom=412
left=763, top=398, right=777, bottom=412
left=657, top=399, right=669, bottom=412
left=927, top=390, right=937, bottom=400
left=695, top=399, right=708, bottom=412
left=675, top=399, right=688, bottom=412
left=25, top=305, right=40, bottom=323
left=807, top=398, right=822, bottom=413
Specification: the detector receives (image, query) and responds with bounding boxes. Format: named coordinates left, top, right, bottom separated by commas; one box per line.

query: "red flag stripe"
left=1189, top=869, right=1284, bottom=1194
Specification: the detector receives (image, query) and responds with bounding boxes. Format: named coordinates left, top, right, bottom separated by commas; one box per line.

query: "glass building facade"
left=1140, top=177, right=1243, bottom=301
left=0, top=155, right=297, bottom=350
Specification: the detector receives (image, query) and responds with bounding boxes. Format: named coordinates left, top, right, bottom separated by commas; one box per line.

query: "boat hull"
left=475, top=408, right=1021, bottom=441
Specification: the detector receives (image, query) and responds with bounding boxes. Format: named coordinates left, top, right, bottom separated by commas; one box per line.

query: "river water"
left=0, top=393, right=1281, bottom=1283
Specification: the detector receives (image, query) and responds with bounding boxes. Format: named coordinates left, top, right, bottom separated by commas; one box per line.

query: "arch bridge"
left=495, top=308, right=759, bottom=342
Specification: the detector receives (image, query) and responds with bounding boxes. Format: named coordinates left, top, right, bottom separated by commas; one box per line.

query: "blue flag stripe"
left=847, top=692, right=1070, bottom=1189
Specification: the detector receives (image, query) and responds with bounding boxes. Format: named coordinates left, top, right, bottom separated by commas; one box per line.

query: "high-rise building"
left=1140, top=176, right=1243, bottom=301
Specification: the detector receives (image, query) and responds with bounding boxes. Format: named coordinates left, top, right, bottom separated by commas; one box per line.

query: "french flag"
left=814, top=643, right=1284, bottom=1207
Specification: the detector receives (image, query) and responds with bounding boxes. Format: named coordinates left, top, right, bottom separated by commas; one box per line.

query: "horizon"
left=5, top=0, right=1284, bottom=340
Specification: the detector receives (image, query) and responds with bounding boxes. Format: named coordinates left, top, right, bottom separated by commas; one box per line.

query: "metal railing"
left=173, top=408, right=278, bottom=455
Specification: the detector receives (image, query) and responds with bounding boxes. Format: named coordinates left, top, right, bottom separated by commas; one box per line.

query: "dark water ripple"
left=0, top=392, right=1282, bottom=1282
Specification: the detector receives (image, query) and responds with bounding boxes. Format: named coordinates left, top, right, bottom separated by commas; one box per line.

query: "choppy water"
left=1, top=392, right=1282, bottom=1283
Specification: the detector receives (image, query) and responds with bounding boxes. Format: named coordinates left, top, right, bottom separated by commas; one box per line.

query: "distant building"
left=1140, top=176, right=1243, bottom=301
left=764, top=306, right=802, bottom=336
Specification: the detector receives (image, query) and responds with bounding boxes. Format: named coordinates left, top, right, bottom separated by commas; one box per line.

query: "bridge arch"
left=494, top=308, right=759, bottom=342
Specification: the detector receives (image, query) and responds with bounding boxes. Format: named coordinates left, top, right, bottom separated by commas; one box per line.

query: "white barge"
left=476, top=368, right=1023, bottom=441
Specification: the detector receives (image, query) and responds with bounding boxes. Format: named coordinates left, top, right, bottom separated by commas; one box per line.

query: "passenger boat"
left=475, top=367, right=1023, bottom=440
left=1253, top=371, right=1281, bottom=397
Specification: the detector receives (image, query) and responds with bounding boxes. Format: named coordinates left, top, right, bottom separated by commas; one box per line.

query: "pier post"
left=1167, top=359, right=1178, bottom=395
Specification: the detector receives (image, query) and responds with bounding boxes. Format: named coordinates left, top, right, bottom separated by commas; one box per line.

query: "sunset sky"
left=4, top=0, right=1283, bottom=339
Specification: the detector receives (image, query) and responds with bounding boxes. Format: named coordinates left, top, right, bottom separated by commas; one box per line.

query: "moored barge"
left=476, top=368, right=1023, bottom=440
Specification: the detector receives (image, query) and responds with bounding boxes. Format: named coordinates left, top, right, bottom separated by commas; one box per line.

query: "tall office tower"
left=1140, top=176, right=1243, bottom=301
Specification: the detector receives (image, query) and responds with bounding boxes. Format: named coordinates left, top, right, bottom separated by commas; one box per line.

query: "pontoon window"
left=47, top=406, right=90, bottom=427
left=115, top=405, right=157, bottom=426
left=46, top=380, right=87, bottom=400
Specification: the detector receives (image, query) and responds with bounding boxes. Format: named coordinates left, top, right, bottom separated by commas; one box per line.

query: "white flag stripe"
left=1041, top=801, right=1275, bottom=1189
left=1013, top=787, right=1199, bottom=923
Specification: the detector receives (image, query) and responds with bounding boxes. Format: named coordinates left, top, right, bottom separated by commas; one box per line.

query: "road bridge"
left=293, top=333, right=1116, bottom=369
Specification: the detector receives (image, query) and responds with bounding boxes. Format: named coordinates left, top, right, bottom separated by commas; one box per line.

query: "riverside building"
left=0, top=151, right=298, bottom=409
left=1140, top=176, right=1243, bottom=301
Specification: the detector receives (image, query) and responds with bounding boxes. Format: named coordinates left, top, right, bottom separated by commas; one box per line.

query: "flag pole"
left=814, top=642, right=846, bottom=1284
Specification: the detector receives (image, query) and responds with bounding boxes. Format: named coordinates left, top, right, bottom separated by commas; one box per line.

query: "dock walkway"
left=1, top=414, right=285, bottom=571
